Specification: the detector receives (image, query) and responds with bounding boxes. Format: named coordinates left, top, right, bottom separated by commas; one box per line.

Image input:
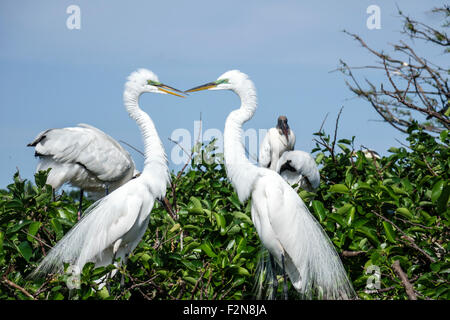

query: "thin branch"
left=341, top=250, right=366, bottom=257
left=118, top=140, right=145, bottom=157
left=1, top=277, right=35, bottom=300
left=392, top=260, right=418, bottom=300
left=371, top=210, right=436, bottom=263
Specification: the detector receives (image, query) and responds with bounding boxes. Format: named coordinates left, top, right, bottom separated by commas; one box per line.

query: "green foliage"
left=310, top=125, right=449, bottom=300
left=0, top=141, right=260, bottom=300
left=0, top=128, right=448, bottom=300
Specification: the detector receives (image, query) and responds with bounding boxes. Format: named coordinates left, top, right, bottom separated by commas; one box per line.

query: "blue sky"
left=0, top=1, right=447, bottom=188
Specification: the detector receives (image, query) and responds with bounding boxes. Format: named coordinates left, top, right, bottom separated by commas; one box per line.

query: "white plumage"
left=276, top=150, right=320, bottom=192
left=31, top=69, right=184, bottom=286
left=28, top=123, right=137, bottom=194
left=259, top=124, right=295, bottom=171
left=186, top=70, right=355, bottom=300
left=352, top=148, right=381, bottom=160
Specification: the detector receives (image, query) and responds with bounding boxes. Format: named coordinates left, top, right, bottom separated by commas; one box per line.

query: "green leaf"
left=437, top=184, right=450, bottom=213
left=169, top=223, right=181, bottom=233
left=6, top=220, right=33, bottom=234
left=188, top=196, right=203, bottom=214
left=200, top=241, right=217, bottom=258
left=0, top=230, right=4, bottom=252
left=230, top=211, right=252, bottom=224
left=328, top=213, right=346, bottom=227
left=17, top=241, right=32, bottom=262
left=183, top=276, right=198, bottom=286
left=382, top=221, right=397, bottom=243
left=50, top=219, right=63, bottom=239
left=27, top=221, right=41, bottom=242
left=356, top=227, right=380, bottom=246
left=337, top=203, right=353, bottom=215
left=346, top=207, right=356, bottom=226
left=431, top=180, right=445, bottom=203
left=329, top=184, right=349, bottom=193
left=396, top=208, right=414, bottom=219
left=235, top=266, right=250, bottom=276
left=312, top=200, right=326, bottom=222
left=227, top=194, right=241, bottom=210
left=213, top=212, right=227, bottom=234
left=315, top=153, right=325, bottom=164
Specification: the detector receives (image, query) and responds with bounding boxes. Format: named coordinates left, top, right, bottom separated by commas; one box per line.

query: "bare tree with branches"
left=337, top=6, right=449, bottom=134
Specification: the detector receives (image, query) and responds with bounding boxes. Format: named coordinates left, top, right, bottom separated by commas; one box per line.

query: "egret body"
left=28, top=124, right=139, bottom=218
left=31, top=69, right=184, bottom=286
left=186, top=70, right=355, bottom=299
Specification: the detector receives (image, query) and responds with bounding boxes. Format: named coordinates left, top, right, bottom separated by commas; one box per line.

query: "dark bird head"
left=276, top=115, right=290, bottom=141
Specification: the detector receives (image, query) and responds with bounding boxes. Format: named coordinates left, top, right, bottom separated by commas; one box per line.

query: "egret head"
left=125, top=69, right=185, bottom=97
left=277, top=115, right=290, bottom=141
left=185, top=70, right=250, bottom=93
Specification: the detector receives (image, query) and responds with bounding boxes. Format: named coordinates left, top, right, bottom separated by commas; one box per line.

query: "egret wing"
left=31, top=180, right=148, bottom=276
left=32, top=124, right=134, bottom=182
left=263, top=174, right=354, bottom=299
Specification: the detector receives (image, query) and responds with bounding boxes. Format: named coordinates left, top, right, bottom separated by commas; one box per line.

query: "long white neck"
left=123, top=86, right=169, bottom=197
left=224, top=80, right=261, bottom=202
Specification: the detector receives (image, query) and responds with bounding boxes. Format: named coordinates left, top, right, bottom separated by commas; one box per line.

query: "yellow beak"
left=184, top=82, right=218, bottom=93
left=157, top=83, right=187, bottom=98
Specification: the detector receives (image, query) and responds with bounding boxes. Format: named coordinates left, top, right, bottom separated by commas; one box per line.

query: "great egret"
left=258, top=116, right=295, bottom=171
left=186, top=70, right=355, bottom=300
left=28, top=123, right=140, bottom=219
left=31, top=69, right=185, bottom=288
left=276, top=150, right=320, bottom=192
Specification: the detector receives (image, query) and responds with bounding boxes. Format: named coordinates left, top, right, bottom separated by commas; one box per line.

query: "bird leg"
left=77, top=189, right=84, bottom=220
left=269, top=254, right=278, bottom=300
left=105, top=185, right=109, bottom=196
left=120, top=254, right=129, bottom=287
left=281, top=253, right=288, bottom=300
left=105, top=250, right=118, bottom=295
left=105, top=239, right=122, bottom=293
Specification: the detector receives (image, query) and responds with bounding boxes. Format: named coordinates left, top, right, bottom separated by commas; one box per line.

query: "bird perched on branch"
left=28, top=124, right=139, bottom=219
left=259, top=115, right=295, bottom=171
left=31, top=69, right=185, bottom=288
left=186, top=70, right=355, bottom=300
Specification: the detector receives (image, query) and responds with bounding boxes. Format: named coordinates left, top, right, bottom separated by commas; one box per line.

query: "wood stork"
left=258, top=116, right=295, bottom=171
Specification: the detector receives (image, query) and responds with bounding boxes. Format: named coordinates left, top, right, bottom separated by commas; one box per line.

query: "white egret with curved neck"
left=275, top=150, right=320, bottom=193
left=28, top=123, right=140, bottom=220
left=31, top=69, right=185, bottom=287
left=186, top=70, right=355, bottom=300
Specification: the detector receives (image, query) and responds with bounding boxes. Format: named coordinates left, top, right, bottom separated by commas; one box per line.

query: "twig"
left=118, top=140, right=145, bottom=157
left=168, top=113, right=203, bottom=213
left=21, top=230, right=52, bottom=250
left=332, top=107, right=344, bottom=159
left=191, top=263, right=208, bottom=299
left=176, top=280, right=186, bottom=300
left=371, top=210, right=436, bottom=263
left=392, top=260, right=417, bottom=300
left=2, top=277, right=35, bottom=300
left=203, top=272, right=213, bottom=299
left=341, top=250, right=366, bottom=257
left=421, top=155, right=438, bottom=177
